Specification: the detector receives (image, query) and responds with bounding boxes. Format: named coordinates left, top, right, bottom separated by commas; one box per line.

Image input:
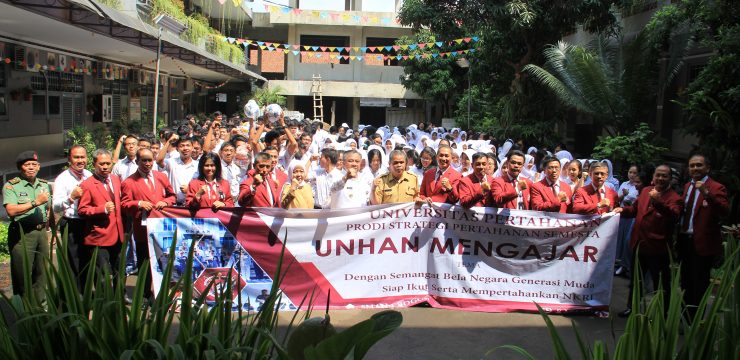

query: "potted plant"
left=9, top=89, right=21, bottom=101
left=22, top=86, right=34, bottom=101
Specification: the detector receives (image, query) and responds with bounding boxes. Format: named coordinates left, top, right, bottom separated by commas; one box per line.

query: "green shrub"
left=0, top=222, right=8, bottom=262
left=492, top=231, right=740, bottom=359
left=0, top=229, right=402, bottom=358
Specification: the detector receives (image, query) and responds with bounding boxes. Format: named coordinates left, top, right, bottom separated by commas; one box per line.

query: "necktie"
left=513, top=177, right=524, bottom=210
left=105, top=178, right=114, bottom=199
left=264, top=177, right=274, bottom=206
left=146, top=175, right=155, bottom=192
left=682, top=184, right=695, bottom=232
left=552, top=182, right=559, bottom=197
left=435, top=169, right=444, bottom=186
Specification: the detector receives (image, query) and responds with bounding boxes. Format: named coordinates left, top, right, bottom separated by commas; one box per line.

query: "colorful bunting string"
left=224, top=36, right=480, bottom=54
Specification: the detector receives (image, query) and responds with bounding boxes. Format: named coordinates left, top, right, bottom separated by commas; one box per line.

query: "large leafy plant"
left=0, top=228, right=402, bottom=359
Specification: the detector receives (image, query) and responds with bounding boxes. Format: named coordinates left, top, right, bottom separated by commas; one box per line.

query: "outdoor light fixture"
left=456, top=58, right=472, bottom=129
left=152, top=13, right=187, bottom=133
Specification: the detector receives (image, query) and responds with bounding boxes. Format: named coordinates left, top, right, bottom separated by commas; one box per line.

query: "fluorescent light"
left=154, top=13, right=187, bottom=35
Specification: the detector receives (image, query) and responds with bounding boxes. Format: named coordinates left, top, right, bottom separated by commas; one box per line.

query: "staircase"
left=311, top=74, right=324, bottom=122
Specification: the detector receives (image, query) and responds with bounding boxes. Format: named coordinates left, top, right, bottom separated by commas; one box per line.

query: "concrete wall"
left=269, top=79, right=420, bottom=99
left=286, top=24, right=410, bottom=83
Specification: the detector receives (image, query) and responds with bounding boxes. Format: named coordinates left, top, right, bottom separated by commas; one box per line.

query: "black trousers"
left=677, top=234, right=715, bottom=319
left=78, top=241, right=123, bottom=292
left=59, top=217, right=86, bottom=290
left=135, top=237, right=154, bottom=298
left=626, top=250, right=671, bottom=310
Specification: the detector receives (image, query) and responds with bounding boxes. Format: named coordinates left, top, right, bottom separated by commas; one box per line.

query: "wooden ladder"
left=311, top=74, right=324, bottom=122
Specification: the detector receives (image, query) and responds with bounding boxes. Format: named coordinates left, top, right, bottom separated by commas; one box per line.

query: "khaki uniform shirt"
left=374, top=171, right=418, bottom=204
left=3, top=177, right=52, bottom=224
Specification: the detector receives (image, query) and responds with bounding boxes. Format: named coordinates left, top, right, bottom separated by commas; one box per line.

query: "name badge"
left=19, top=192, right=28, bottom=196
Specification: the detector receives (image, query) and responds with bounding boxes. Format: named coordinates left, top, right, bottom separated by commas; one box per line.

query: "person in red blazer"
left=77, top=149, right=124, bottom=290
left=420, top=145, right=461, bottom=204
left=490, top=150, right=533, bottom=210
left=617, top=165, right=683, bottom=317
left=678, top=154, right=729, bottom=319
left=121, top=148, right=176, bottom=297
left=186, top=153, right=234, bottom=210
left=239, top=152, right=283, bottom=207
left=457, top=152, right=494, bottom=208
left=571, top=161, right=622, bottom=215
left=530, top=156, right=573, bottom=213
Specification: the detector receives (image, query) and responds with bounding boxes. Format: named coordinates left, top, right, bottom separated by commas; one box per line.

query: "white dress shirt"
left=329, top=171, right=373, bottom=209
left=309, top=165, right=343, bottom=209
left=112, top=156, right=138, bottom=180
left=163, top=157, right=199, bottom=204
left=682, top=175, right=708, bottom=234
left=221, top=159, right=246, bottom=202
left=52, top=168, right=92, bottom=218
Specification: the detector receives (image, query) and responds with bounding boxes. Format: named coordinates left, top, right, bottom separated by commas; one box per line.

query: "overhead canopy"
left=0, top=0, right=265, bottom=83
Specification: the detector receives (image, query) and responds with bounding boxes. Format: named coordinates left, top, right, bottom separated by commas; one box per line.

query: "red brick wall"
left=261, top=50, right=285, bottom=73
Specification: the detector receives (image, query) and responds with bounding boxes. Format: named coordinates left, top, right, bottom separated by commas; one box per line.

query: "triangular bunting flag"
left=292, top=45, right=300, bottom=50
left=451, top=51, right=458, bottom=56
left=402, top=55, right=409, bottom=60
left=353, top=47, right=359, bottom=52
left=472, top=36, right=480, bottom=42
left=328, top=47, right=336, bottom=52
left=392, top=45, right=400, bottom=51
left=281, top=7, right=290, bottom=14
left=356, top=57, right=363, bottom=62
left=384, top=46, right=393, bottom=51
left=342, top=55, right=349, bottom=60
left=400, top=45, right=409, bottom=50
left=455, top=39, right=464, bottom=44
left=311, top=46, right=319, bottom=51
left=470, top=49, right=477, bottom=53
left=432, top=53, right=439, bottom=58
left=435, top=41, right=443, bottom=47
left=336, top=47, right=344, bottom=52
left=396, top=55, right=402, bottom=60
left=415, top=54, right=421, bottom=59
left=319, top=11, right=328, bottom=18
left=463, top=37, right=472, bottom=43
left=292, top=50, right=300, bottom=55
left=257, top=41, right=264, bottom=46
left=418, top=43, right=426, bottom=49
left=319, top=46, right=326, bottom=51
left=265, top=42, right=273, bottom=47
left=303, top=45, right=311, bottom=50
left=330, top=13, right=339, bottom=20
left=360, top=47, right=368, bottom=52
left=349, top=56, right=356, bottom=60
left=259, top=45, right=267, bottom=50
left=409, top=44, right=418, bottom=49
left=284, top=49, right=290, bottom=54
left=369, top=46, right=377, bottom=52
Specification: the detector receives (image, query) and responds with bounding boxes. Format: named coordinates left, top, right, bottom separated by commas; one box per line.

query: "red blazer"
left=238, top=169, right=286, bottom=208
left=121, top=171, right=176, bottom=243
left=489, top=175, right=533, bottom=210
left=572, top=184, right=619, bottom=215
left=682, top=178, right=729, bottom=256
left=419, top=166, right=461, bottom=204
left=530, top=179, right=573, bottom=213
left=185, top=178, right=235, bottom=208
left=77, top=175, right=124, bottom=247
left=622, top=186, right=682, bottom=255
left=457, top=172, right=493, bottom=208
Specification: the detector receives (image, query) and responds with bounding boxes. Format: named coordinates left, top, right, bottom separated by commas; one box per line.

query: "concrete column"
left=352, top=97, right=361, bottom=129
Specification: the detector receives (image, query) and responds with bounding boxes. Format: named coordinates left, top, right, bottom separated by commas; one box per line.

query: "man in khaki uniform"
left=3, top=151, right=53, bottom=301
left=371, top=150, right=420, bottom=205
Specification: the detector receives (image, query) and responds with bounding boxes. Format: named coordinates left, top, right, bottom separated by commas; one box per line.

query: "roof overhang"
left=0, top=0, right=265, bottom=83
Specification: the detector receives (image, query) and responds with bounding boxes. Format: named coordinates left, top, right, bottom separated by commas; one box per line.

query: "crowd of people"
left=2, top=111, right=729, bottom=320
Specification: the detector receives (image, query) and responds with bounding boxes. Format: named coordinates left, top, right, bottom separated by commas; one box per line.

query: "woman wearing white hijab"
left=527, top=146, right=538, bottom=156
left=554, top=150, right=573, bottom=161
left=459, top=131, right=468, bottom=143
left=363, top=145, right=387, bottom=179
left=384, top=138, right=396, bottom=154
left=280, top=158, right=314, bottom=209
left=345, top=138, right=357, bottom=151
left=520, top=154, right=538, bottom=181
left=415, top=135, right=430, bottom=154
left=460, top=149, right=477, bottom=176
left=498, top=139, right=514, bottom=162
left=602, top=159, right=620, bottom=190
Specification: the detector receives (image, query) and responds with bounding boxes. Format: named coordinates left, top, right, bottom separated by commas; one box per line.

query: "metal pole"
left=153, top=28, right=162, bottom=133
left=467, top=69, right=471, bottom=130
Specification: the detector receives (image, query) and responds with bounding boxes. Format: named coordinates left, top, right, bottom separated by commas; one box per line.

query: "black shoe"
left=124, top=295, right=133, bottom=305
left=617, top=308, right=631, bottom=318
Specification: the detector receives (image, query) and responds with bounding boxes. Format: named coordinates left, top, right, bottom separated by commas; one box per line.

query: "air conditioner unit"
left=14, top=47, right=25, bottom=70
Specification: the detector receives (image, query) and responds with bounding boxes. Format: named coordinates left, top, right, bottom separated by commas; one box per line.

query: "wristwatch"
left=30, top=200, right=37, bottom=208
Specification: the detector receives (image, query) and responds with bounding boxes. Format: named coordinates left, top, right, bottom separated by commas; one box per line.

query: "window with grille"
left=31, top=72, right=83, bottom=92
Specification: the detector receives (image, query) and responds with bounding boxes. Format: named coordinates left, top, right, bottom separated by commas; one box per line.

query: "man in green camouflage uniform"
left=3, top=151, right=53, bottom=301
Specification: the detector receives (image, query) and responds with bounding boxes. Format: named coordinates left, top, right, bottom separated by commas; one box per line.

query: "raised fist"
left=70, top=186, right=84, bottom=200
left=558, top=191, right=568, bottom=203
left=253, top=173, right=264, bottom=185
left=198, top=185, right=209, bottom=196
left=105, top=201, right=115, bottom=213
left=517, top=180, right=528, bottom=191
left=649, top=188, right=659, bottom=200
left=481, top=181, right=491, bottom=193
